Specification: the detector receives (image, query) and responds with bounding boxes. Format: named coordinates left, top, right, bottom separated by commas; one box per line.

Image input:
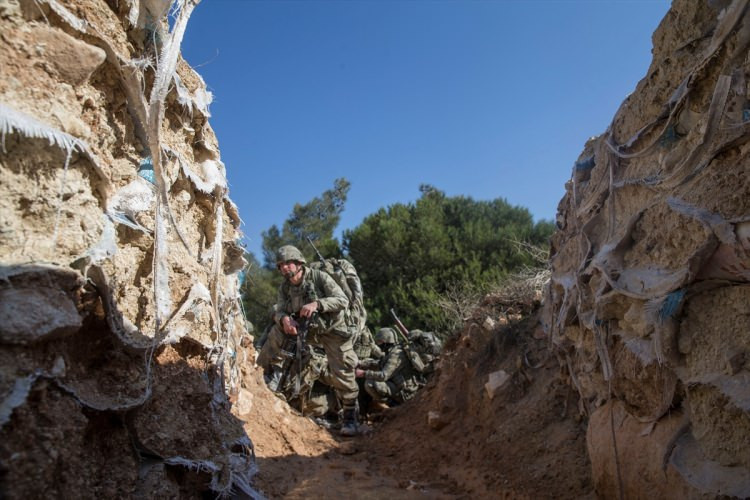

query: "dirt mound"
left=365, top=291, right=592, bottom=499
left=547, top=0, right=750, bottom=496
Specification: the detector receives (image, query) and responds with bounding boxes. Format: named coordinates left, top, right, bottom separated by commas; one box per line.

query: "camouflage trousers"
left=257, top=324, right=359, bottom=403
left=364, top=379, right=417, bottom=404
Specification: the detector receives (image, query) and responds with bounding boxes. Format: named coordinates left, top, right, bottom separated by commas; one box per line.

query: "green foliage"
left=343, top=186, right=554, bottom=334
left=260, top=178, right=350, bottom=268
left=240, top=252, right=280, bottom=334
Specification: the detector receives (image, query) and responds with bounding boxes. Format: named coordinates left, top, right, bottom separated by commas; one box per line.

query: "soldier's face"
left=278, top=260, right=302, bottom=282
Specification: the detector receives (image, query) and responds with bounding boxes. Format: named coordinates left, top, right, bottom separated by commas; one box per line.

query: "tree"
left=239, top=252, right=279, bottom=335
left=343, top=186, right=554, bottom=333
left=260, top=178, right=350, bottom=268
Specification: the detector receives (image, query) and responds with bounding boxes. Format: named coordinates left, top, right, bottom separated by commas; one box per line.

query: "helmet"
left=375, top=327, right=397, bottom=345
left=276, top=245, right=306, bottom=265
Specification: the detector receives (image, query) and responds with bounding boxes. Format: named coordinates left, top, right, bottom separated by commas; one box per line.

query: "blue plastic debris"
left=138, top=156, right=155, bottom=185
left=574, top=156, right=595, bottom=172
left=660, top=125, right=679, bottom=146
left=659, top=289, right=686, bottom=322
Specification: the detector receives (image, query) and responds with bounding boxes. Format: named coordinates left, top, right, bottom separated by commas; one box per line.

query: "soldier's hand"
left=355, top=368, right=365, bottom=378
left=299, top=301, right=319, bottom=318
left=281, top=315, right=298, bottom=335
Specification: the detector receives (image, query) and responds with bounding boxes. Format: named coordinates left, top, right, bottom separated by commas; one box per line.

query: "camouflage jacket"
left=272, top=266, right=349, bottom=335
left=353, top=327, right=383, bottom=360
left=361, top=345, right=419, bottom=392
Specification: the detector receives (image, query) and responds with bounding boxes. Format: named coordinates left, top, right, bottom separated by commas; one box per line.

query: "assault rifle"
left=389, top=308, right=428, bottom=373
left=277, top=314, right=313, bottom=400
left=306, top=236, right=327, bottom=265
left=389, top=308, right=411, bottom=344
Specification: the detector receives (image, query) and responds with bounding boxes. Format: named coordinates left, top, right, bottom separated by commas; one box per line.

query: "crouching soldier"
left=257, top=245, right=361, bottom=436
left=355, top=327, right=420, bottom=407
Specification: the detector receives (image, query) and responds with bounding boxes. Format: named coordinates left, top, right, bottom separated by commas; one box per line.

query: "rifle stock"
left=277, top=315, right=312, bottom=400
left=389, top=308, right=410, bottom=344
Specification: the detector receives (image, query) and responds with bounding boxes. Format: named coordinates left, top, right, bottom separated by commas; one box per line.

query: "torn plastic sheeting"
left=593, top=323, right=613, bottom=381
left=622, top=337, right=660, bottom=366
left=227, top=472, right=263, bottom=500
left=213, top=450, right=259, bottom=497
left=657, top=289, right=686, bottom=322
left=107, top=176, right=156, bottom=232
left=138, top=156, right=156, bottom=184
left=661, top=75, right=732, bottom=190
left=169, top=148, right=227, bottom=195
left=209, top=197, right=225, bottom=327
left=125, top=0, right=173, bottom=30
left=668, top=198, right=737, bottom=247
left=164, top=456, right=220, bottom=474
left=0, top=367, right=150, bottom=427
left=163, top=454, right=249, bottom=497
left=186, top=159, right=227, bottom=195
left=160, top=282, right=215, bottom=346
left=224, top=198, right=242, bottom=228
left=54, top=378, right=152, bottom=412
left=686, top=371, right=750, bottom=412
left=588, top=209, right=693, bottom=300
left=0, top=373, right=39, bottom=428
left=84, top=265, right=157, bottom=350
left=669, top=431, right=750, bottom=498
left=223, top=240, right=246, bottom=275
left=173, top=72, right=213, bottom=118
left=108, top=211, right=152, bottom=234
left=0, top=103, right=109, bottom=190
left=227, top=447, right=261, bottom=499
left=153, top=193, right=172, bottom=328
left=86, top=215, right=118, bottom=264
left=574, top=155, right=595, bottom=171
left=145, top=0, right=200, bottom=333
left=607, top=1, right=747, bottom=162
left=39, top=0, right=89, bottom=32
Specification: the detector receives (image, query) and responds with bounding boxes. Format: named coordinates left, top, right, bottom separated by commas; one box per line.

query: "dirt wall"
left=0, top=0, right=257, bottom=497
left=546, top=0, right=750, bottom=497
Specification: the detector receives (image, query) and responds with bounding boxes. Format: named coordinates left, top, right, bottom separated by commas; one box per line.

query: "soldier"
left=355, top=327, right=421, bottom=407
left=353, top=325, right=383, bottom=361
left=258, top=245, right=360, bottom=436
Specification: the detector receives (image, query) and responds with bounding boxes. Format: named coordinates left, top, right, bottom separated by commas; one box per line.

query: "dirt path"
left=237, top=308, right=593, bottom=499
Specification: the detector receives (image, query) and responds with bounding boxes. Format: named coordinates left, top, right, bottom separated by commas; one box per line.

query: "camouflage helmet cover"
left=375, top=327, right=397, bottom=345
left=276, top=245, right=306, bottom=265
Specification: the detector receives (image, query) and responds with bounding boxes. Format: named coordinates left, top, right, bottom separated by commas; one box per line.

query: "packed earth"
left=240, top=285, right=592, bottom=499
left=1, top=0, right=750, bottom=498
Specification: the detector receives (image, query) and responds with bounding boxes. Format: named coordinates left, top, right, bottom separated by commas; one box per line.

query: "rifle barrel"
left=389, top=308, right=410, bottom=343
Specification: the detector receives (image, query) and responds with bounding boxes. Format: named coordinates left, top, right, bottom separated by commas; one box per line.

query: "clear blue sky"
left=181, top=0, right=671, bottom=259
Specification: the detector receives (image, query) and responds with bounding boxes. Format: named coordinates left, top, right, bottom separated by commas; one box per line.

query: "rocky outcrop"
left=0, top=0, right=255, bottom=496
left=547, top=0, right=750, bottom=497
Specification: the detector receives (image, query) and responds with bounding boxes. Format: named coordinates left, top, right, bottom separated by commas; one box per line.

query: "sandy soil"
left=240, top=300, right=593, bottom=499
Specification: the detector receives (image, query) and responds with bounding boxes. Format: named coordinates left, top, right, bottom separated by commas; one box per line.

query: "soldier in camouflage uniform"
left=355, top=327, right=421, bottom=406
left=258, top=245, right=360, bottom=436
left=353, top=325, right=383, bottom=361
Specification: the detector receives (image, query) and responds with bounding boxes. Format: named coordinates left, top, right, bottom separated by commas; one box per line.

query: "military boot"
left=339, top=401, right=359, bottom=437
left=265, top=367, right=283, bottom=393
